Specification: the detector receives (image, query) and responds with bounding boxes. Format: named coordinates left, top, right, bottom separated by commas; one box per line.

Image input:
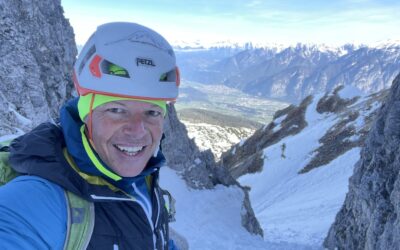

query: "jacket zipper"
left=155, top=187, right=164, bottom=250
left=91, top=192, right=158, bottom=249
left=131, top=183, right=157, bottom=250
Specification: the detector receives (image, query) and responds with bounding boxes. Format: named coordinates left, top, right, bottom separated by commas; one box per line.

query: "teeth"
left=115, top=145, right=144, bottom=155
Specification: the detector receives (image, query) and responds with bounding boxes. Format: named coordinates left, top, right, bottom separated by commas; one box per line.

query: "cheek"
left=148, top=122, right=164, bottom=140
left=91, top=120, right=116, bottom=145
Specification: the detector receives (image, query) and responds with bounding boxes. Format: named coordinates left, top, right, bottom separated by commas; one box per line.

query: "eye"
left=146, top=110, right=162, bottom=117
left=106, top=108, right=126, bottom=114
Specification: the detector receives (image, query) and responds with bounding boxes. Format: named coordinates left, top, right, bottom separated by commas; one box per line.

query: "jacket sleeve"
left=0, top=175, right=67, bottom=249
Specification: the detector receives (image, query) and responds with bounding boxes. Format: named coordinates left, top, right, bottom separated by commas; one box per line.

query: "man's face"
left=89, top=100, right=164, bottom=177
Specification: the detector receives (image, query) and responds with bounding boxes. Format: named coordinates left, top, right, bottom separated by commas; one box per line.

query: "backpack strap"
left=1, top=141, right=95, bottom=249
left=160, top=188, right=176, bottom=223
left=63, top=191, right=95, bottom=250
left=0, top=141, right=18, bottom=185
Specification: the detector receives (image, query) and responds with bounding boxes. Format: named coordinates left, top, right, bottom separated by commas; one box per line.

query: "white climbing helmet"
left=73, top=22, right=180, bottom=101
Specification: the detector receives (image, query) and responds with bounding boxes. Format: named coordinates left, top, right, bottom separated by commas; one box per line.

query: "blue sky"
left=62, top=0, right=400, bottom=46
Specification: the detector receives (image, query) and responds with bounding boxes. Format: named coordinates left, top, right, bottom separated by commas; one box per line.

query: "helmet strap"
left=87, top=93, right=96, bottom=146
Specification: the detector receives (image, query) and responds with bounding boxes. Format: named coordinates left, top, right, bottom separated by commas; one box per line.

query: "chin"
left=114, top=161, right=148, bottom=177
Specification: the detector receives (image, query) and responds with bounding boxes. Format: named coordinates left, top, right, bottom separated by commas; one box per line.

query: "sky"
left=62, top=0, right=400, bottom=47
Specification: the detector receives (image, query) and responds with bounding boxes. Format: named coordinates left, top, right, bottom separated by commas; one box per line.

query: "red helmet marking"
left=89, top=55, right=103, bottom=78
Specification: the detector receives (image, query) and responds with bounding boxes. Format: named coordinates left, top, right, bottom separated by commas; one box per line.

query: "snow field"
left=161, top=167, right=323, bottom=249
left=239, top=95, right=361, bottom=246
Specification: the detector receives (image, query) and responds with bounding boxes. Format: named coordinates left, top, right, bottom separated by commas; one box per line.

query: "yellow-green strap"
left=63, top=148, right=121, bottom=192
left=80, top=125, right=121, bottom=181
left=63, top=191, right=95, bottom=250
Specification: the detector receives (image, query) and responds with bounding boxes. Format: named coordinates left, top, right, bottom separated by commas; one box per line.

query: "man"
left=0, top=22, right=179, bottom=249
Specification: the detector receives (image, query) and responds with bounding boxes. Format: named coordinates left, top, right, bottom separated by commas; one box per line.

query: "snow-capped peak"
left=172, top=39, right=287, bottom=51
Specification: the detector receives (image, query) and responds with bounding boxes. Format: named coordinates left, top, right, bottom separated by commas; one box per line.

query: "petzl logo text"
left=136, top=58, right=156, bottom=67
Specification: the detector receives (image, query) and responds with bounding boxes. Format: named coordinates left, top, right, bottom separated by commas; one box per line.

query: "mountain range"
left=176, top=41, right=400, bottom=103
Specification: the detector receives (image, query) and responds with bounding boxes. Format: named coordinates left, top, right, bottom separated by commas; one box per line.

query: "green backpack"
left=0, top=141, right=94, bottom=250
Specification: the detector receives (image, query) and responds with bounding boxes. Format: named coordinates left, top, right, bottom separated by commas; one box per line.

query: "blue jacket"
left=0, top=98, right=176, bottom=249
left=0, top=175, right=66, bottom=249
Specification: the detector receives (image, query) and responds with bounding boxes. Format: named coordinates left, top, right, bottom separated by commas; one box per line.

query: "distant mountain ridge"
left=176, top=41, right=400, bottom=103
left=173, top=39, right=400, bottom=52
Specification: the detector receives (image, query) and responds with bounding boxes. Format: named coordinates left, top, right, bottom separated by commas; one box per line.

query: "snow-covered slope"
left=160, top=167, right=322, bottom=250
left=220, top=85, right=387, bottom=247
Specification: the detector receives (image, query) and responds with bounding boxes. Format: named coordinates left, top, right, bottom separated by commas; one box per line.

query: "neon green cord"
left=80, top=125, right=121, bottom=181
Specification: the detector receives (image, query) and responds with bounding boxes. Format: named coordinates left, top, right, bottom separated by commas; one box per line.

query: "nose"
left=122, top=113, right=146, bottom=137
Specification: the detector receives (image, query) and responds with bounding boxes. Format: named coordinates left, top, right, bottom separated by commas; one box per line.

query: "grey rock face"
left=324, top=73, right=400, bottom=249
left=241, top=187, right=264, bottom=237
left=162, top=104, right=217, bottom=189
left=316, top=85, right=359, bottom=114
left=0, top=0, right=76, bottom=136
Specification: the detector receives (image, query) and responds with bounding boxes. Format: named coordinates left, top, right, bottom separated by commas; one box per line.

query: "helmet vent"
left=102, top=60, right=130, bottom=78
left=78, top=45, right=96, bottom=75
left=160, top=69, right=176, bottom=82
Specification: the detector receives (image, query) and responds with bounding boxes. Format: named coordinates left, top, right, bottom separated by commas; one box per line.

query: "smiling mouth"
left=114, top=144, right=146, bottom=156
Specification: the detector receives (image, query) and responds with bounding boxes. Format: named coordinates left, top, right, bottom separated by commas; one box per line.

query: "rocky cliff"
left=0, top=0, right=76, bottom=136
left=324, top=74, right=400, bottom=249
